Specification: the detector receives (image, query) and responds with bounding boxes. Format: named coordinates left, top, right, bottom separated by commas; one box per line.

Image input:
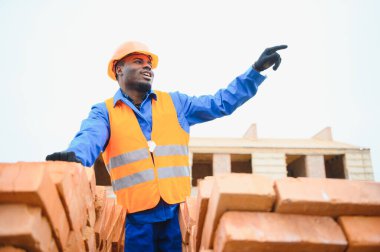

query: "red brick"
left=95, top=186, right=107, bottom=220
left=101, top=198, right=116, bottom=247
left=49, top=238, right=59, bottom=252
left=106, top=203, right=123, bottom=243
left=105, top=241, right=113, bottom=252
left=185, top=196, right=197, bottom=233
left=275, top=177, right=380, bottom=216
left=75, top=165, right=96, bottom=228
left=179, top=203, right=189, bottom=244
left=182, top=244, right=189, bottom=252
left=201, top=174, right=275, bottom=249
left=94, top=206, right=106, bottom=249
left=0, top=204, right=52, bottom=251
left=75, top=231, right=86, bottom=252
left=64, top=231, right=85, bottom=252
left=46, top=162, right=89, bottom=251
left=94, top=197, right=115, bottom=250
left=117, top=222, right=126, bottom=252
left=189, top=225, right=197, bottom=252
left=0, top=247, right=26, bottom=252
left=195, top=177, right=215, bottom=251
left=46, top=162, right=87, bottom=233
left=112, top=207, right=127, bottom=252
left=82, top=225, right=96, bottom=252
left=0, top=163, right=19, bottom=190
left=0, top=162, right=70, bottom=250
left=86, top=202, right=96, bottom=230
left=48, top=162, right=96, bottom=228
left=85, top=168, right=96, bottom=201
left=214, top=212, right=347, bottom=252
left=338, top=216, right=380, bottom=252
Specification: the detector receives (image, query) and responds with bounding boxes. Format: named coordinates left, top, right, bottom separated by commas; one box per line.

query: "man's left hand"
left=253, top=45, right=288, bottom=72
left=46, top=151, right=82, bottom=164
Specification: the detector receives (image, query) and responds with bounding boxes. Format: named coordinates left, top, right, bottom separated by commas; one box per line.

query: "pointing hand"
left=253, top=45, right=288, bottom=72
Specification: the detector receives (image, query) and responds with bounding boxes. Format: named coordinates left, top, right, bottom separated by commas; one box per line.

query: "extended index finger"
left=268, top=45, right=288, bottom=54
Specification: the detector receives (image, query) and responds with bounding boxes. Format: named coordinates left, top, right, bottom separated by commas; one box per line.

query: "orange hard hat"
left=107, top=41, right=159, bottom=81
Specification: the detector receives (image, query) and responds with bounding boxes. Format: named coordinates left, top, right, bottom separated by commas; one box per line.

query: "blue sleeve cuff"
left=245, top=66, right=266, bottom=83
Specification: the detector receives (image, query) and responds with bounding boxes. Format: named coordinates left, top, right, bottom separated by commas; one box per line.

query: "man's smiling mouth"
left=141, top=71, right=152, bottom=77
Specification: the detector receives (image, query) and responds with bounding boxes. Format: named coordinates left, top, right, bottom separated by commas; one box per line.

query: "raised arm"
left=171, top=67, right=265, bottom=126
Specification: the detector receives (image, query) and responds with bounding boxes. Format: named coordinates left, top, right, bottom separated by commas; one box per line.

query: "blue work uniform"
left=67, top=67, right=265, bottom=252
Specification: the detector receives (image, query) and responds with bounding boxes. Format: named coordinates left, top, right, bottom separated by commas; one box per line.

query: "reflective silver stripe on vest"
left=107, top=148, right=149, bottom=170
left=154, top=145, right=188, bottom=156
left=112, top=169, right=155, bottom=191
left=158, top=166, right=190, bottom=179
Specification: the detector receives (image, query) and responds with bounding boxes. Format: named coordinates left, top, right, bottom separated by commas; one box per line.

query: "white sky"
left=1, top=0, right=379, bottom=181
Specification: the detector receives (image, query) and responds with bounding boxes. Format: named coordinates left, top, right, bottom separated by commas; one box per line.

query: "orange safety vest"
left=102, top=90, right=191, bottom=213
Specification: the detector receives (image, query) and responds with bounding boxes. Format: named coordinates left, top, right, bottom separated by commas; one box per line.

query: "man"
left=46, top=41, right=287, bottom=251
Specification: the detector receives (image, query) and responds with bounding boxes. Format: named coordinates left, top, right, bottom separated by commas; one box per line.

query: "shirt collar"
left=113, top=88, right=157, bottom=107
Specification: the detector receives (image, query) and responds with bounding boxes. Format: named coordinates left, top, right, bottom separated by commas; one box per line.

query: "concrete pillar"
left=213, top=153, right=231, bottom=175
left=305, top=155, right=326, bottom=178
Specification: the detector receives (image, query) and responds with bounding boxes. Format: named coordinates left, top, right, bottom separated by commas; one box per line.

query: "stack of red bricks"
left=0, top=162, right=126, bottom=252
left=94, top=186, right=126, bottom=252
left=180, top=174, right=380, bottom=252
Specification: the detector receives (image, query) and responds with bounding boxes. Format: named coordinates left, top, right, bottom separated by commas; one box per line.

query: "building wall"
left=345, top=150, right=374, bottom=181
left=189, top=148, right=374, bottom=182
left=251, top=152, right=287, bottom=179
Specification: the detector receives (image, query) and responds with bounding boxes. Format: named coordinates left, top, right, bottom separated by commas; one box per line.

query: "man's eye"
left=134, top=59, right=143, bottom=64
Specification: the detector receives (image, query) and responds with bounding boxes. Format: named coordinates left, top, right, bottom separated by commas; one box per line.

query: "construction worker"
left=46, top=41, right=287, bottom=252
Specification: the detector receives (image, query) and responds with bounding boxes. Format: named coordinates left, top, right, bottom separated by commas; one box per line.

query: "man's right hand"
left=46, top=151, right=82, bottom=164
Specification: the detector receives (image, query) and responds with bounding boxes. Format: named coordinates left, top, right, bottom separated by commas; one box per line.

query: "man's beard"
left=126, top=82, right=152, bottom=93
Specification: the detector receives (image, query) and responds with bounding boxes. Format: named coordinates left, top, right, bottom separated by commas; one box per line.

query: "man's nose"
left=143, top=64, right=152, bottom=71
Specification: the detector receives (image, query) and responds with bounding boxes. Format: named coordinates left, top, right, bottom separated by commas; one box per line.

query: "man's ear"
left=116, top=65, right=123, bottom=78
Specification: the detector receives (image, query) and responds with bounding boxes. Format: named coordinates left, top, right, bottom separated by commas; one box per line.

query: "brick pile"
left=93, top=188, right=126, bottom=252
left=180, top=173, right=380, bottom=252
left=1, top=162, right=379, bottom=251
left=0, top=162, right=126, bottom=252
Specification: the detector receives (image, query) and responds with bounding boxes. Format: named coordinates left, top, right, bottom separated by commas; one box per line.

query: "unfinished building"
left=189, top=124, right=374, bottom=186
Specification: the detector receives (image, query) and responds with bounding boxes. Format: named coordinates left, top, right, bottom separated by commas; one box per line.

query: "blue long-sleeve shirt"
left=67, top=67, right=265, bottom=224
